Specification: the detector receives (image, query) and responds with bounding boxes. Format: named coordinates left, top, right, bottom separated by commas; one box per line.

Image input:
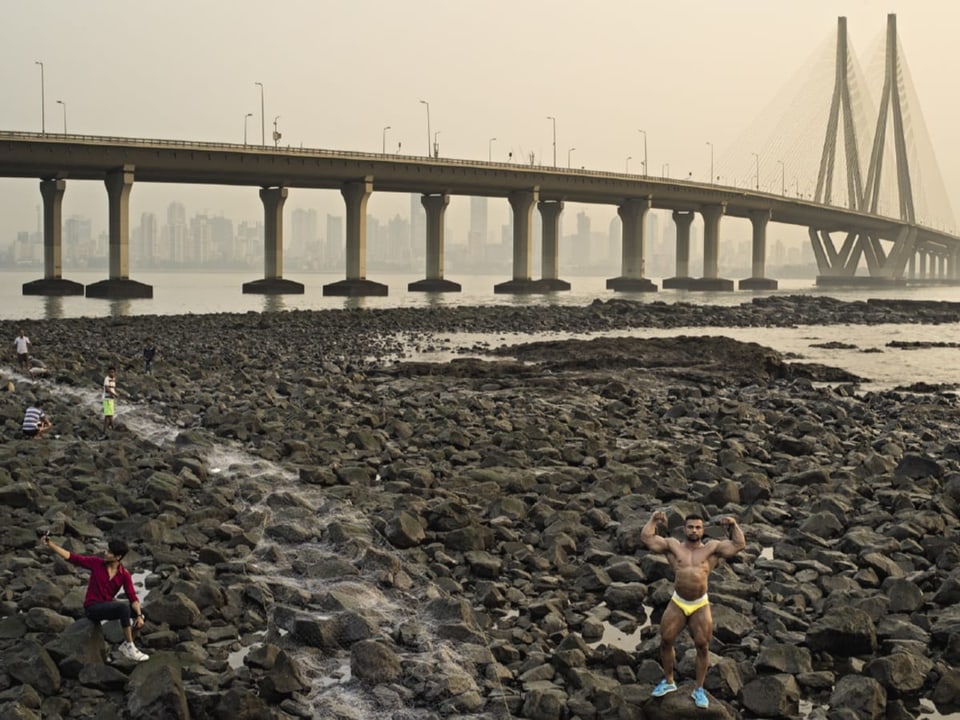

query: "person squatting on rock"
left=641, top=510, right=746, bottom=709
left=21, top=400, right=52, bottom=439
left=14, top=329, right=31, bottom=371
left=40, top=534, right=149, bottom=662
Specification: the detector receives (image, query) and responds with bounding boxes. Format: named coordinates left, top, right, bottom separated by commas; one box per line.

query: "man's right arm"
left=41, top=535, right=71, bottom=561
left=640, top=511, right=670, bottom=553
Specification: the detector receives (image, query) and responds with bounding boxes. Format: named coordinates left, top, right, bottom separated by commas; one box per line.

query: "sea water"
left=5, top=269, right=960, bottom=391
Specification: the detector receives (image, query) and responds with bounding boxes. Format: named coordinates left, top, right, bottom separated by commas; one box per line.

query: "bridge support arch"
left=688, top=203, right=733, bottom=291
left=739, top=209, right=778, bottom=290
left=409, top=193, right=461, bottom=292
left=662, top=210, right=695, bottom=289
left=324, top=178, right=388, bottom=296
left=606, top=197, right=657, bottom=292
left=494, top=189, right=541, bottom=293
left=86, top=165, right=153, bottom=299
left=243, top=186, right=304, bottom=294
left=22, top=179, right=83, bottom=296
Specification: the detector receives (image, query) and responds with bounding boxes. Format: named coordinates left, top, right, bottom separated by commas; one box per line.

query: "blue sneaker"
left=691, top=686, right=709, bottom=708
left=652, top=679, right=678, bottom=697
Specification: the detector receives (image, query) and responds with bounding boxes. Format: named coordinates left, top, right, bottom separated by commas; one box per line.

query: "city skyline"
left=4, top=195, right=815, bottom=280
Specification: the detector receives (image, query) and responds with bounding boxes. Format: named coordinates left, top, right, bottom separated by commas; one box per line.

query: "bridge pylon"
left=811, top=14, right=917, bottom=285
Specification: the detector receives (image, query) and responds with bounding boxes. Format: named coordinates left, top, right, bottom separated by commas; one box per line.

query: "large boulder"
left=864, top=652, right=933, bottom=695
left=806, top=605, right=877, bottom=655
left=740, top=674, right=800, bottom=717
left=127, top=659, right=189, bottom=719
left=350, top=639, right=401, bottom=685
left=829, top=675, right=887, bottom=720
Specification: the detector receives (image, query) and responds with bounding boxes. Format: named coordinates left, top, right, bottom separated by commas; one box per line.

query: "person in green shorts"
left=103, top=366, right=117, bottom=432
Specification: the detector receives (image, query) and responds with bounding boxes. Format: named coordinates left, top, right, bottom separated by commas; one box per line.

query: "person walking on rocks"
left=40, top=535, right=149, bottom=662
left=13, top=328, right=31, bottom=371
left=142, top=338, right=158, bottom=375
left=21, top=400, right=52, bottom=439
left=641, top=511, right=745, bottom=709
left=102, top=366, right=118, bottom=432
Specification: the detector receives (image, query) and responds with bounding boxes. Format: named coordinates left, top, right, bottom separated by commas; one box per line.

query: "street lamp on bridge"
left=419, top=100, right=431, bottom=157
left=567, top=147, right=576, bottom=169
left=243, top=113, right=253, bottom=145
left=638, top=129, right=647, bottom=176
left=254, top=82, right=265, bottom=145
left=706, top=141, right=714, bottom=183
left=777, top=159, right=785, bottom=195
left=35, top=61, right=45, bottom=134
left=626, top=156, right=632, bottom=173
left=56, top=99, right=66, bottom=134
left=272, top=115, right=281, bottom=147
left=433, top=130, right=440, bottom=158
left=752, top=152, right=760, bottom=190
left=488, top=137, right=496, bottom=162
left=546, top=116, right=556, bottom=166
left=382, top=125, right=391, bottom=154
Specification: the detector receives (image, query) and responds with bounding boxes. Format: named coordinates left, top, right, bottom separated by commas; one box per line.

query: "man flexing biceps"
left=641, top=510, right=745, bottom=709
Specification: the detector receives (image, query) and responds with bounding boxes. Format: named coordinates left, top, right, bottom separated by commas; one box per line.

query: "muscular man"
left=641, top=511, right=745, bottom=709
left=40, top=535, right=149, bottom=662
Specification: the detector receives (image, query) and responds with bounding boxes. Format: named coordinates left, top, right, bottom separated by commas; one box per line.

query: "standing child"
left=103, top=366, right=117, bottom=432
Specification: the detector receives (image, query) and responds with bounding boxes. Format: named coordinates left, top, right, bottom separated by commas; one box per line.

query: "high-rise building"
left=138, top=212, right=158, bottom=265
left=64, top=216, right=93, bottom=265
left=325, top=214, right=343, bottom=267
left=163, top=202, right=188, bottom=264
left=409, top=194, right=425, bottom=263
left=291, top=208, right=317, bottom=258
left=469, top=196, right=488, bottom=263
left=565, top=210, right=591, bottom=269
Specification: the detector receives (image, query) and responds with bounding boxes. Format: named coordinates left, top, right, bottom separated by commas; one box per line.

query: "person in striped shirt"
left=22, top=401, right=52, bottom=439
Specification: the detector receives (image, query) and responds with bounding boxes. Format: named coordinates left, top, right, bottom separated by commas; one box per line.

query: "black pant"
left=85, top=601, right=133, bottom=628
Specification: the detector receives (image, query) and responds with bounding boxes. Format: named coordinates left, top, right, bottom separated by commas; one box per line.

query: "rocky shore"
left=1, top=295, right=959, bottom=719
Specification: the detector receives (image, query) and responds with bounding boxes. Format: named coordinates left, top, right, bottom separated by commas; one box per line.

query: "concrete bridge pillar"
left=409, top=193, right=460, bottom=292
left=243, top=186, right=304, bottom=294
left=494, top=188, right=540, bottom=293
left=23, top=179, right=83, bottom=296
left=689, top=204, right=733, bottom=290
left=536, top=200, right=570, bottom=291
left=324, top=178, right=387, bottom=296
left=739, top=209, right=778, bottom=290
left=606, top=197, right=656, bottom=292
left=86, top=165, right=152, bottom=298
left=663, top=210, right=695, bottom=289
left=908, top=252, right=916, bottom=279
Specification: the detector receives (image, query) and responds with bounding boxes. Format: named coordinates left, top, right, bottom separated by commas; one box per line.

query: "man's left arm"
left=121, top=570, right=145, bottom=629
left=715, top=517, right=746, bottom=559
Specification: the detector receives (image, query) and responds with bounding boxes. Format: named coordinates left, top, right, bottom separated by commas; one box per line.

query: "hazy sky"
left=2, top=1, right=958, bottom=247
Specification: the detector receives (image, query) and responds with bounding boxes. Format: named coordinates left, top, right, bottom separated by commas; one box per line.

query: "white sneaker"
left=119, top=642, right=149, bottom=662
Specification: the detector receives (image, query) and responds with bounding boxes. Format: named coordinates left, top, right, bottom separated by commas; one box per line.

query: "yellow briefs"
left=671, top=592, right=709, bottom=617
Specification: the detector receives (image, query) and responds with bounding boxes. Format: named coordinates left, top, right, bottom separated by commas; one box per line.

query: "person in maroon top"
left=41, top=535, right=149, bottom=662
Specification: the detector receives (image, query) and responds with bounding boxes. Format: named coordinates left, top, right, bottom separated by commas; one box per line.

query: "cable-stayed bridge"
left=0, top=13, right=955, bottom=298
